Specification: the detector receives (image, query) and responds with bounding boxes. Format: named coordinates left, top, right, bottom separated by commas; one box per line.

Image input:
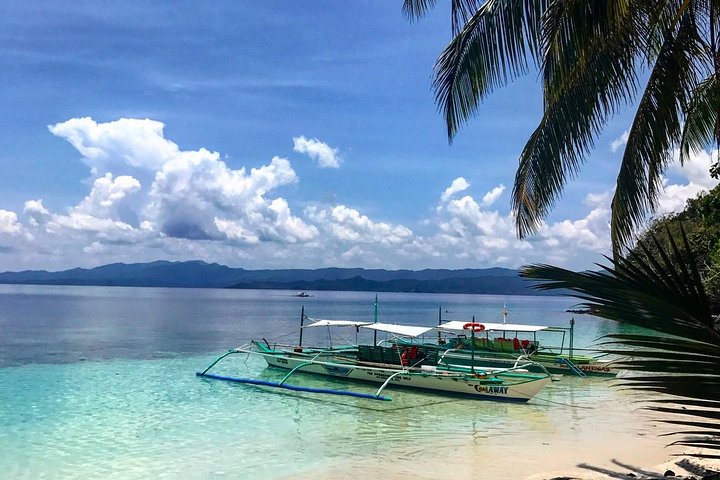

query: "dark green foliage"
left=521, top=228, right=720, bottom=458
left=633, top=184, right=720, bottom=312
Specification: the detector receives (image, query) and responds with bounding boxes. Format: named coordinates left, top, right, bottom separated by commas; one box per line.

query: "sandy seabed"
left=282, top=380, right=719, bottom=480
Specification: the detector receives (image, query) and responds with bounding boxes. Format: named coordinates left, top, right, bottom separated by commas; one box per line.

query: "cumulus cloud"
left=610, top=130, right=629, bottom=153
left=293, top=136, right=341, bottom=168
left=423, top=178, right=612, bottom=267
left=306, top=205, right=412, bottom=245
left=74, top=173, right=141, bottom=217
left=9, top=116, right=717, bottom=272
left=0, top=210, right=21, bottom=234
left=482, top=184, right=505, bottom=206
left=49, top=117, right=179, bottom=174
left=441, top=177, right=470, bottom=202
left=146, top=151, right=314, bottom=242
left=656, top=149, right=719, bottom=214
left=0, top=117, right=330, bottom=270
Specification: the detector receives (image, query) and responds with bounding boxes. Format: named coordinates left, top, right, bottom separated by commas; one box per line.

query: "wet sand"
left=283, top=377, right=717, bottom=480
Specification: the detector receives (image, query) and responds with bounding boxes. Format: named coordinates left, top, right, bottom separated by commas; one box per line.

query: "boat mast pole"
left=373, top=294, right=378, bottom=346
left=470, top=315, right=476, bottom=374
left=569, top=317, right=574, bottom=359
left=438, top=306, right=442, bottom=344
left=299, top=306, right=305, bottom=347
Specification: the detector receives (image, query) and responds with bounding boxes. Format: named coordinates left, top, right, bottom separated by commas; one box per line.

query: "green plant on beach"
left=404, top=0, right=720, bottom=254
left=521, top=228, right=720, bottom=458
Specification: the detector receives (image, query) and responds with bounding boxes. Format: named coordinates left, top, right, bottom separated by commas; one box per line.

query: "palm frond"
left=402, top=0, right=484, bottom=34
left=513, top=1, right=644, bottom=238
left=433, top=0, right=548, bottom=140
left=402, top=0, right=437, bottom=20
left=680, top=73, right=720, bottom=165
left=612, top=8, right=708, bottom=253
left=521, top=226, right=720, bottom=454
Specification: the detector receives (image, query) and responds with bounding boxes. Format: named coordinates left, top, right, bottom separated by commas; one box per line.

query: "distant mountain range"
left=0, top=260, right=553, bottom=295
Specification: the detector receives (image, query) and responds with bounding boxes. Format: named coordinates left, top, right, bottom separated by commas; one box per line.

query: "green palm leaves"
left=405, top=0, right=720, bottom=252
left=521, top=229, right=720, bottom=456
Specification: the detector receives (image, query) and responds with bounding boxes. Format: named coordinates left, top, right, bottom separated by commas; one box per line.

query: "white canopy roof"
left=304, top=319, right=372, bottom=328
left=361, top=323, right=435, bottom=338
left=437, top=321, right=549, bottom=333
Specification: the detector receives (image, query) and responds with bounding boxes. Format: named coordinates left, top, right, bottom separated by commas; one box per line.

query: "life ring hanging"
left=462, top=322, right=485, bottom=333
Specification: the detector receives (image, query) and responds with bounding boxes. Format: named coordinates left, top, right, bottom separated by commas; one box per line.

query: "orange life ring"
left=462, top=322, right=485, bottom=333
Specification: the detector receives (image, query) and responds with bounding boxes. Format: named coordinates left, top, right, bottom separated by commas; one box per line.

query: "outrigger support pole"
left=279, top=361, right=314, bottom=385
left=198, top=349, right=240, bottom=376
left=375, top=370, right=406, bottom=398
left=197, top=372, right=392, bottom=401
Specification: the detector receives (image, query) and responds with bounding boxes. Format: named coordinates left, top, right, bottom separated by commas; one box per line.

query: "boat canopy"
left=361, top=323, right=435, bottom=338
left=304, top=319, right=372, bottom=328
left=437, top=321, right=549, bottom=333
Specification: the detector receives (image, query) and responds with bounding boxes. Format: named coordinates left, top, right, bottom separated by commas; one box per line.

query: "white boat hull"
left=254, top=349, right=550, bottom=402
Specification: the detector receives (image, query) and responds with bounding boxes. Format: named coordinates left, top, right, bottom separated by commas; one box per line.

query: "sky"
left=0, top=1, right=717, bottom=273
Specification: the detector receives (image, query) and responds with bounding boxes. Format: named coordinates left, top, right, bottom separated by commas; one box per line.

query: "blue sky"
left=0, top=1, right=717, bottom=272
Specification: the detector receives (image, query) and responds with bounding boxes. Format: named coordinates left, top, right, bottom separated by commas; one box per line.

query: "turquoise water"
left=0, top=285, right=670, bottom=479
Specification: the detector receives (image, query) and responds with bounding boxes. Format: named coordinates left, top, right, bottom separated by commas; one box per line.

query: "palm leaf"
left=513, top=1, right=644, bottom=237
left=402, top=0, right=485, bottom=34
left=521, top=225, right=720, bottom=455
left=612, top=7, right=708, bottom=253
left=679, top=73, right=720, bottom=165
left=432, top=0, right=548, bottom=140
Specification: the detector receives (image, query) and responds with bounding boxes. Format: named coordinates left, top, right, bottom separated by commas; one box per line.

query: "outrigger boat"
left=394, top=307, right=626, bottom=377
left=197, top=312, right=552, bottom=403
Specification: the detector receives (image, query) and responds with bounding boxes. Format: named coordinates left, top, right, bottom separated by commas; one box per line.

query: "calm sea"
left=0, top=285, right=673, bottom=479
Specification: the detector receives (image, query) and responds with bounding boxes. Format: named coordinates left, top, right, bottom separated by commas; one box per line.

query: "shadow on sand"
left=544, top=457, right=720, bottom=480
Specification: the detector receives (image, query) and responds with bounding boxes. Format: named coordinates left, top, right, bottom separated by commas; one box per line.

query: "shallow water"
left=0, top=285, right=674, bottom=479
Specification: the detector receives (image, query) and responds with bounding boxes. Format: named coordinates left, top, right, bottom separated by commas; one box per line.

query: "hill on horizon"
left=0, top=260, right=551, bottom=295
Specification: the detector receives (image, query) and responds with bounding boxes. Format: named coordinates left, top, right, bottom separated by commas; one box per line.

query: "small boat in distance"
left=294, top=291, right=311, bottom=297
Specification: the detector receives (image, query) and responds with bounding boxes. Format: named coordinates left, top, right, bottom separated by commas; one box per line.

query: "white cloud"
left=49, top=117, right=179, bottom=174
left=215, top=198, right=318, bottom=244
left=74, top=173, right=141, bottom=217
left=306, top=205, right=412, bottom=245
left=146, top=151, right=311, bottom=242
left=24, top=200, right=51, bottom=227
left=293, top=136, right=341, bottom=168
left=0, top=210, right=21, bottom=234
left=610, top=130, right=629, bottom=153
left=657, top=149, right=719, bottom=215
left=482, top=184, right=505, bottom=206
left=440, top=177, right=470, bottom=202
left=16, top=116, right=715, bottom=272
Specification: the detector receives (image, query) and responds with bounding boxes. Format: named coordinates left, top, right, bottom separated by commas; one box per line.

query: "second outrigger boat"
left=417, top=307, right=627, bottom=377
left=197, top=315, right=553, bottom=403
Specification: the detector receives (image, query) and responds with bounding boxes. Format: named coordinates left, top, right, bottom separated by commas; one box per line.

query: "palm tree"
left=404, top=0, right=720, bottom=254
left=521, top=228, right=720, bottom=457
